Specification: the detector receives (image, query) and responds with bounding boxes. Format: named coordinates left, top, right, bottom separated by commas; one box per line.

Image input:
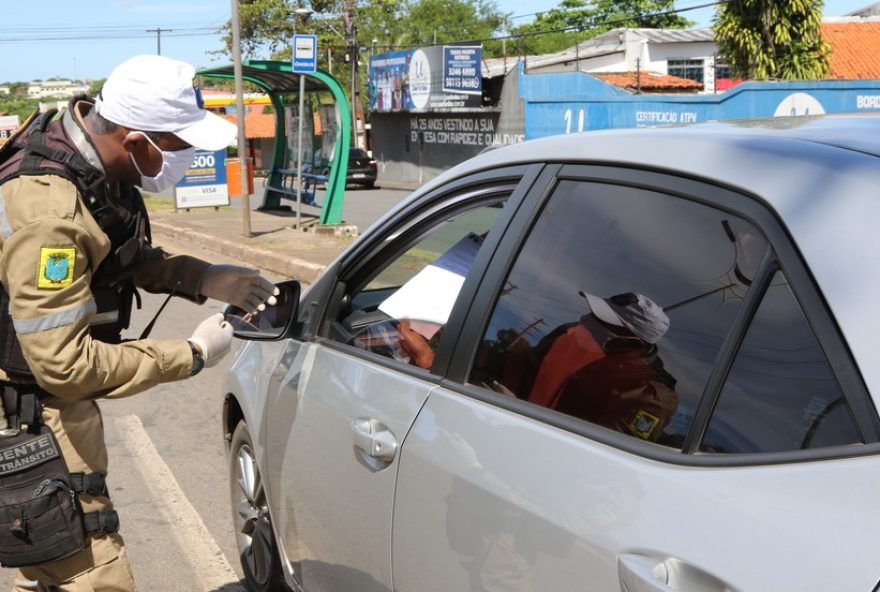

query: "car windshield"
left=349, top=149, right=370, bottom=159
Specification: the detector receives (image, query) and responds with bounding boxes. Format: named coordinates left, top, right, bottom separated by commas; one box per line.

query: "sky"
left=0, top=0, right=874, bottom=83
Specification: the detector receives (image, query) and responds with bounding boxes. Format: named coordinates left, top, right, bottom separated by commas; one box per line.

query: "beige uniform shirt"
left=0, top=173, right=209, bottom=400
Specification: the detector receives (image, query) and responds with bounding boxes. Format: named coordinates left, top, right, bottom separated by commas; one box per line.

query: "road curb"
left=151, top=219, right=326, bottom=282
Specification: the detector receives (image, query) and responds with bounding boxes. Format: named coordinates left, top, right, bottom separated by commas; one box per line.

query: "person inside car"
left=499, top=291, right=679, bottom=443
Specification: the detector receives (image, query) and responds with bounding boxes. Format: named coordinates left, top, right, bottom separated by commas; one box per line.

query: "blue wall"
left=519, top=64, right=880, bottom=139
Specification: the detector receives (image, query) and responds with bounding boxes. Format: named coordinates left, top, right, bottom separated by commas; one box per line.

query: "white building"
left=486, top=7, right=880, bottom=95
left=491, top=28, right=725, bottom=93
left=27, top=80, right=84, bottom=100
left=0, top=86, right=10, bottom=96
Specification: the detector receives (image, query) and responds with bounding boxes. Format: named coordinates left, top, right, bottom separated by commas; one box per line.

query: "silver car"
left=222, top=116, right=880, bottom=592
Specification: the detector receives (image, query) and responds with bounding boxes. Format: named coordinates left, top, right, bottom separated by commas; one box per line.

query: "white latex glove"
left=189, top=313, right=234, bottom=367
left=200, top=265, right=279, bottom=313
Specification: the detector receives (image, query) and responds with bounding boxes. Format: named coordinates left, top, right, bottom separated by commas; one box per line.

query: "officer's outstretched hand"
left=200, top=265, right=279, bottom=313
left=189, top=313, right=234, bottom=367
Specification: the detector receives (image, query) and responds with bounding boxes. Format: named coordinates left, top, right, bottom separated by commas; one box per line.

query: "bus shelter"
left=198, top=60, right=351, bottom=225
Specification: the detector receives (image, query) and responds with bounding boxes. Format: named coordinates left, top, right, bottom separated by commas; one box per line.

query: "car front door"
left=391, top=167, right=880, bottom=591
left=265, top=168, right=538, bottom=591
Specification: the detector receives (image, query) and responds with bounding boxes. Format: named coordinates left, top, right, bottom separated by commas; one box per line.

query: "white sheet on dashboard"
left=378, top=233, right=483, bottom=327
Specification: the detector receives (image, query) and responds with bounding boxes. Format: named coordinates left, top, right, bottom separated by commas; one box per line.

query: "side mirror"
left=224, top=280, right=300, bottom=341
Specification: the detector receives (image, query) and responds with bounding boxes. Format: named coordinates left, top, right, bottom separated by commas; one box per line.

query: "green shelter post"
left=198, top=60, right=351, bottom=225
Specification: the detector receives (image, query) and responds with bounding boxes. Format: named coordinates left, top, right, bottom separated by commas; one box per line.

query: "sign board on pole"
left=174, top=149, right=229, bottom=208
left=442, top=46, right=482, bottom=94
left=369, top=46, right=483, bottom=111
left=0, top=115, right=20, bottom=143
left=292, top=34, right=318, bottom=73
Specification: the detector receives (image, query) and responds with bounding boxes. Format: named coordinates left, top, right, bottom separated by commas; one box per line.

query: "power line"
left=0, top=31, right=219, bottom=44
left=498, top=0, right=728, bottom=42
left=368, top=0, right=728, bottom=52
left=509, top=0, right=722, bottom=23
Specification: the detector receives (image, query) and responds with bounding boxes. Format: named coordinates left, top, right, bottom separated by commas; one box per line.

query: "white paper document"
left=379, top=233, right=483, bottom=326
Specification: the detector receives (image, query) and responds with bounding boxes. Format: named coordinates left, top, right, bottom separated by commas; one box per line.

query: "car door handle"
left=351, top=418, right=398, bottom=462
left=619, top=554, right=737, bottom=592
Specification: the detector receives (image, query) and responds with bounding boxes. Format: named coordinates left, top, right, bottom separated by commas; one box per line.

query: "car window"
left=701, top=271, right=862, bottom=453
left=328, top=198, right=508, bottom=370
left=468, top=180, right=768, bottom=449
left=350, top=149, right=369, bottom=159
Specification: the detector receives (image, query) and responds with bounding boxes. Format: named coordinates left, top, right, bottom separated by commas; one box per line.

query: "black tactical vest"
left=0, top=101, right=149, bottom=379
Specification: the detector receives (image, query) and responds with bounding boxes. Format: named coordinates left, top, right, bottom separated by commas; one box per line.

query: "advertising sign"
left=0, top=115, right=19, bottom=143
left=292, top=34, right=318, bottom=73
left=174, top=149, right=229, bottom=209
left=442, top=46, right=482, bottom=95
left=369, top=45, right=483, bottom=112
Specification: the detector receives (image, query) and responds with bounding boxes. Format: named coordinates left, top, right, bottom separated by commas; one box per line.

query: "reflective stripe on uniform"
left=90, top=310, right=119, bottom=326
left=0, top=186, right=14, bottom=239
left=12, top=299, right=97, bottom=334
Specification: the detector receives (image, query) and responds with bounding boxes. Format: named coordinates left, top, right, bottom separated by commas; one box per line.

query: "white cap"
left=95, top=55, right=236, bottom=151
left=583, top=291, right=670, bottom=344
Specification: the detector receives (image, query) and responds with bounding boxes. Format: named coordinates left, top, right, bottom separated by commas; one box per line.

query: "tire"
left=365, top=181, right=376, bottom=189
left=229, top=421, right=290, bottom=592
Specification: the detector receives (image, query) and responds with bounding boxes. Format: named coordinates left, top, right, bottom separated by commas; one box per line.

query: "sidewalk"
left=149, top=201, right=356, bottom=283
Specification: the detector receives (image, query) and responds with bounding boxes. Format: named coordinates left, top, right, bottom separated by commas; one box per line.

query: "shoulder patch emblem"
left=37, top=247, right=76, bottom=289
left=629, top=409, right=661, bottom=440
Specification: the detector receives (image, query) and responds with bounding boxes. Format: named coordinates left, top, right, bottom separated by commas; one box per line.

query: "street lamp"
left=293, top=6, right=313, bottom=34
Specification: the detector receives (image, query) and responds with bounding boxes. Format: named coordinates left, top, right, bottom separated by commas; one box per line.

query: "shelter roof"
left=198, top=60, right=329, bottom=93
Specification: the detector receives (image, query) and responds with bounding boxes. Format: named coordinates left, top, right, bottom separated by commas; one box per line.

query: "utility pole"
left=342, top=0, right=361, bottom=149
left=146, top=27, right=173, bottom=55
left=230, top=1, right=252, bottom=237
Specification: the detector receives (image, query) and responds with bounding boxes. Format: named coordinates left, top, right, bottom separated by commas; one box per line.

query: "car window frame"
left=442, top=163, right=880, bottom=466
left=311, top=164, right=546, bottom=379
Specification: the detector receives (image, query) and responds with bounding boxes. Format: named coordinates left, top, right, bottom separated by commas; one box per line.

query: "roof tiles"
left=822, top=22, right=880, bottom=79
left=221, top=113, right=276, bottom=140
left=593, top=71, right=703, bottom=92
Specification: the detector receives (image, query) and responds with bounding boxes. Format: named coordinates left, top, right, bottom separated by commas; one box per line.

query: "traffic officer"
left=0, top=55, right=276, bottom=590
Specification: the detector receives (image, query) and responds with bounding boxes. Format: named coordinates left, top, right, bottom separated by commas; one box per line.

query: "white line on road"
left=112, top=414, right=242, bottom=591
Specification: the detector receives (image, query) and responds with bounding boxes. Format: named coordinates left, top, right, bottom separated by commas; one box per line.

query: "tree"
left=403, top=0, right=506, bottom=47
left=88, top=79, right=105, bottom=96
left=511, top=0, right=692, bottom=55
left=714, top=0, right=830, bottom=80
left=0, top=98, right=41, bottom=120
left=220, top=0, right=508, bottom=60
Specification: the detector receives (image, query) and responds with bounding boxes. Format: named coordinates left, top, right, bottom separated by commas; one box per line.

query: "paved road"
left=224, top=178, right=412, bottom=234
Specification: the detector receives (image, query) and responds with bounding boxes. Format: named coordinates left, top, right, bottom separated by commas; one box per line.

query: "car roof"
left=401, top=115, right=880, bottom=401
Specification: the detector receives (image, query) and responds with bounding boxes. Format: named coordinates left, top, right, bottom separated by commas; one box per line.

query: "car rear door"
left=391, top=165, right=880, bottom=591
left=265, top=166, right=542, bottom=591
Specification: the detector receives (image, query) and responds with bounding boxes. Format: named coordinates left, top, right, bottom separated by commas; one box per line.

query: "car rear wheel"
left=230, top=421, right=289, bottom=592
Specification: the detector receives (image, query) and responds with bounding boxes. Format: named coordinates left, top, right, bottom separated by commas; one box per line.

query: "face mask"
left=128, top=132, right=195, bottom=193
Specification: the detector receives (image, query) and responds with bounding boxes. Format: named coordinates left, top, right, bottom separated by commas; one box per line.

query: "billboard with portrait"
left=369, top=45, right=482, bottom=112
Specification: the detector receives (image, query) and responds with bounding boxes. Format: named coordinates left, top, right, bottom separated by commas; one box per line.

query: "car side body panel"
left=265, top=341, right=436, bottom=591
left=393, top=389, right=880, bottom=592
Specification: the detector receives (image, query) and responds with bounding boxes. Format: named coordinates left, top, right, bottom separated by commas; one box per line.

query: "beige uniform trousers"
left=10, top=400, right=136, bottom=592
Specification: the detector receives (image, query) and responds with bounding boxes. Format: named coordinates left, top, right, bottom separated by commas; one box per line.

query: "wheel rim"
left=233, top=443, right=274, bottom=586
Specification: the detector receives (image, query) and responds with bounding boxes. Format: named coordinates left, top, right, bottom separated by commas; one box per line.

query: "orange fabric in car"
left=527, top=324, right=606, bottom=408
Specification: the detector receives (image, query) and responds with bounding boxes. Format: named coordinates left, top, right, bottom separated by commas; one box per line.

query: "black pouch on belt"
left=0, top=425, right=87, bottom=567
